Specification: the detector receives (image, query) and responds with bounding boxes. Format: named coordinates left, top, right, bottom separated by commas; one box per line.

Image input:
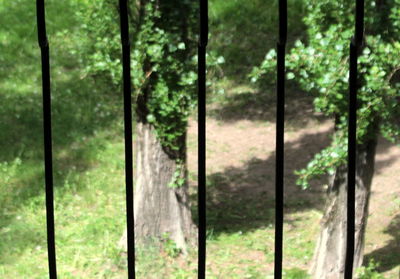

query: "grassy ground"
left=1, top=0, right=399, bottom=278
left=2, top=80, right=399, bottom=278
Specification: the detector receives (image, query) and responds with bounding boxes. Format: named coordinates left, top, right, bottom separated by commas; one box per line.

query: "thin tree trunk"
left=310, top=134, right=378, bottom=278
left=120, top=122, right=195, bottom=254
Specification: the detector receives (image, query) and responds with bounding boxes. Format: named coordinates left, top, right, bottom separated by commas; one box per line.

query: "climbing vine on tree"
left=78, top=0, right=202, bottom=250
left=80, top=0, right=198, bottom=157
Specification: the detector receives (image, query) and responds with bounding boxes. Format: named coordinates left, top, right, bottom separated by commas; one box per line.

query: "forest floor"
left=185, top=84, right=400, bottom=278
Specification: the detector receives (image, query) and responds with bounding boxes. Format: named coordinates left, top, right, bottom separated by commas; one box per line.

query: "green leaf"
left=287, top=72, right=295, bottom=80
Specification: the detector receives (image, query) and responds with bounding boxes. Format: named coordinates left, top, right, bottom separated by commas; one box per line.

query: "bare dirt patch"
left=187, top=91, right=400, bottom=277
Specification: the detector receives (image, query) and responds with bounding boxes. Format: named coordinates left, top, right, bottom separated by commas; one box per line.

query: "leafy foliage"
left=161, top=232, right=182, bottom=258
left=81, top=0, right=198, bottom=155
left=209, top=0, right=306, bottom=79
left=251, top=0, right=400, bottom=188
left=168, top=159, right=186, bottom=188
left=356, top=259, right=385, bottom=279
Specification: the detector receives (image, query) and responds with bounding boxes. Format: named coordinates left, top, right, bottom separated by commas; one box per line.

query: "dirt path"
left=187, top=92, right=400, bottom=277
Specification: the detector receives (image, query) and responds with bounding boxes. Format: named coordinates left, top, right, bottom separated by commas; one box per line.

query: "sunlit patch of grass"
left=0, top=130, right=128, bottom=278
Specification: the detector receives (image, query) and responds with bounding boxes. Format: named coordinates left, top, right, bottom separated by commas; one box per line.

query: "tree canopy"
left=251, top=0, right=400, bottom=188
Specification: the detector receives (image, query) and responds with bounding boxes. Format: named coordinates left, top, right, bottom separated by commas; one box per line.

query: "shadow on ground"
left=208, top=84, right=326, bottom=127
left=364, top=213, right=400, bottom=273
left=0, top=73, right=122, bottom=263
left=190, top=129, right=397, bottom=253
left=0, top=75, right=121, bottom=200
left=190, top=129, right=332, bottom=236
left=374, top=138, right=400, bottom=174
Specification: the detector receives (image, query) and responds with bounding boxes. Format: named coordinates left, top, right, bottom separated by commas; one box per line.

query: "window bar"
left=198, top=0, right=208, bottom=278
left=274, top=0, right=287, bottom=278
left=36, top=0, right=57, bottom=278
left=118, top=0, right=136, bottom=278
left=345, top=0, right=364, bottom=278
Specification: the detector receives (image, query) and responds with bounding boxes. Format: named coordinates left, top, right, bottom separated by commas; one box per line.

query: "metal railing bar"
left=118, top=0, right=136, bottom=278
left=36, top=0, right=57, bottom=278
left=198, top=0, right=208, bottom=278
left=274, top=0, right=287, bottom=278
left=345, top=1, right=364, bottom=278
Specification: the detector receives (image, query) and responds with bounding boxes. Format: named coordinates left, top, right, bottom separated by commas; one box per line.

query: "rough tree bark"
left=119, top=120, right=196, bottom=254
left=133, top=122, right=195, bottom=252
left=119, top=122, right=195, bottom=254
left=310, top=130, right=378, bottom=278
left=119, top=0, right=196, bottom=255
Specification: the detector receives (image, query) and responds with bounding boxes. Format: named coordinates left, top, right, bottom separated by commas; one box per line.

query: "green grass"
left=0, top=129, right=127, bottom=278
left=0, top=108, right=320, bottom=278
left=1, top=0, right=397, bottom=278
left=209, top=0, right=306, bottom=81
left=1, top=98, right=394, bottom=278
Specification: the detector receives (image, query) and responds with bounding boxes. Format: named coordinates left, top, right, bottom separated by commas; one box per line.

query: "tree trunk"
left=310, top=134, right=378, bottom=278
left=120, top=122, right=195, bottom=254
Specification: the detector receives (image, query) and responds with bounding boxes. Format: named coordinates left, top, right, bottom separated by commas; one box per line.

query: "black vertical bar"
left=278, top=0, right=287, bottom=46
left=354, top=0, right=365, bottom=46
left=274, top=0, right=287, bottom=278
left=119, top=0, right=135, bottom=278
left=198, top=0, right=208, bottom=278
left=345, top=41, right=357, bottom=279
left=345, top=1, right=364, bottom=278
left=36, top=1, right=57, bottom=278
